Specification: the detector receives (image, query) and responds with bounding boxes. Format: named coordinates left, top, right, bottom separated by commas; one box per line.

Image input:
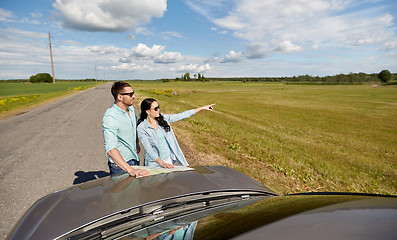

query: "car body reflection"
left=6, top=166, right=397, bottom=239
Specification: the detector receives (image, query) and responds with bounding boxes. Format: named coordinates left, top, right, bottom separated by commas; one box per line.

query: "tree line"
left=161, top=70, right=395, bottom=84
left=1, top=70, right=394, bottom=84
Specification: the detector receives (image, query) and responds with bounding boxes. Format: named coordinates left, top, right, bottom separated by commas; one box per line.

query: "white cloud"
left=221, top=50, right=244, bottom=63
left=189, top=0, right=397, bottom=58
left=210, top=26, right=227, bottom=34
left=154, top=52, right=184, bottom=63
left=112, top=63, right=151, bottom=71
left=88, top=45, right=125, bottom=55
left=162, top=31, right=184, bottom=40
left=245, top=42, right=270, bottom=59
left=171, top=63, right=211, bottom=73
left=204, top=56, right=221, bottom=64
left=30, top=12, right=43, bottom=19
left=134, top=26, right=153, bottom=35
left=112, top=43, right=183, bottom=67
left=131, top=43, right=165, bottom=59
left=2, top=28, right=48, bottom=38
left=58, top=39, right=84, bottom=46
left=384, top=39, right=397, bottom=51
left=0, top=8, right=15, bottom=22
left=275, top=40, right=304, bottom=53
left=53, top=0, right=167, bottom=32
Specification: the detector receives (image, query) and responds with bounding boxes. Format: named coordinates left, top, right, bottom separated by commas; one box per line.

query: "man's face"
left=119, top=86, right=135, bottom=106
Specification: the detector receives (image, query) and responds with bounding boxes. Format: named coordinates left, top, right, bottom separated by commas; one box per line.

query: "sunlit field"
left=132, top=81, right=397, bottom=195
left=0, top=82, right=103, bottom=116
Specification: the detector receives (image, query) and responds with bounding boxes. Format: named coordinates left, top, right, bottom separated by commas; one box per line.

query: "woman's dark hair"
left=138, top=98, right=170, bottom=132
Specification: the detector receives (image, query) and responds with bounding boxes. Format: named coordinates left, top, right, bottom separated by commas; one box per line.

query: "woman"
left=137, top=98, right=214, bottom=168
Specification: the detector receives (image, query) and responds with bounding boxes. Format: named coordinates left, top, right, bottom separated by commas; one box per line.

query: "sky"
left=0, top=0, right=396, bottom=80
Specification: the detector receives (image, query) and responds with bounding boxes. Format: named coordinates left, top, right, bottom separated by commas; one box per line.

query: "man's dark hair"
left=111, top=81, right=131, bottom=100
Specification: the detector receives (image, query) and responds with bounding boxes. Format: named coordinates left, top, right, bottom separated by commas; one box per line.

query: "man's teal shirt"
left=102, top=103, right=139, bottom=163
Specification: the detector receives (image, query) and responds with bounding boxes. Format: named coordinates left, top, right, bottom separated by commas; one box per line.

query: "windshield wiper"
left=62, top=190, right=274, bottom=240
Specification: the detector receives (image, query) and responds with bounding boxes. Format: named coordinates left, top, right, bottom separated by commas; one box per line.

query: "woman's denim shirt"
left=137, top=110, right=195, bottom=167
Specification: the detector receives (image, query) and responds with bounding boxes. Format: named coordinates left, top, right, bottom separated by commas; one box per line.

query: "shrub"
left=29, top=73, right=53, bottom=83
left=378, top=70, right=391, bottom=83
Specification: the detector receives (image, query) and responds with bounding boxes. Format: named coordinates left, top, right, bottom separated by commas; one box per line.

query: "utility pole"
left=95, top=65, right=98, bottom=83
left=49, top=32, right=55, bottom=84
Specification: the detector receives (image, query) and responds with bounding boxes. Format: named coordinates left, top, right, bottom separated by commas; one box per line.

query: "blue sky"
left=1, top=0, right=396, bottom=80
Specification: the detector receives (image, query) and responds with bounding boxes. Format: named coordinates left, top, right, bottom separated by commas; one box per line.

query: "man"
left=102, top=81, right=149, bottom=177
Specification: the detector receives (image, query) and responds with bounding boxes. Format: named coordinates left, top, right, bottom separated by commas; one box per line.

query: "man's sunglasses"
left=153, top=106, right=160, bottom=111
left=119, top=91, right=134, bottom=97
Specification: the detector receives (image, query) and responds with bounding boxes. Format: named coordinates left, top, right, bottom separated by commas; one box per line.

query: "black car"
left=7, top=166, right=397, bottom=239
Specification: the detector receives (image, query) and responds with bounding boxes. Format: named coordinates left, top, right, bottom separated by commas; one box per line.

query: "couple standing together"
left=102, top=81, right=215, bottom=178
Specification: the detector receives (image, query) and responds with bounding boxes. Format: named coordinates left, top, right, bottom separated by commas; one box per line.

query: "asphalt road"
left=0, top=82, right=134, bottom=239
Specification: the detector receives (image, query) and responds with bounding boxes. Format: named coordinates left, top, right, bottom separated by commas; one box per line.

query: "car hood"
left=7, top=166, right=276, bottom=240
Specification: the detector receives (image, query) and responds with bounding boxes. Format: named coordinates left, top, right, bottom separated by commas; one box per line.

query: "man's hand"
left=128, top=168, right=150, bottom=178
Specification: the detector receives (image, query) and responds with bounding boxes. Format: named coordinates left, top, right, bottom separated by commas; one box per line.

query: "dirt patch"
left=175, top=128, right=236, bottom=168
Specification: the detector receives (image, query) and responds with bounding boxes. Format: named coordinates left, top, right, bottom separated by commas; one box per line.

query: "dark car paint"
left=7, top=166, right=276, bottom=239
left=7, top=166, right=397, bottom=240
left=194, top=194, right=397, bottom=239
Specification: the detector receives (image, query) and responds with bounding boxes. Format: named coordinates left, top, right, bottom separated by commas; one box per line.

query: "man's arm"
left=108, top=148, right=149, bottom=178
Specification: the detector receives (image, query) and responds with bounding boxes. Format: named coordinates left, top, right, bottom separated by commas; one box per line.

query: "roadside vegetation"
left=0, top=81, right=103, bottom=116
left=132, top=81, right=397, bottom=196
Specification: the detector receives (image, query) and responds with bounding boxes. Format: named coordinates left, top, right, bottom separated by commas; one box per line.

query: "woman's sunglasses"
left=153, top=106, right=160, bottom=111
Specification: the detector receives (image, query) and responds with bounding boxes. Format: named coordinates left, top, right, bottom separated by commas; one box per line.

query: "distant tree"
left=378, top=70, right=391, bottom=83
left=183, top=73, right=191, bottom=81
left=29, top=73, right=53, bottom=83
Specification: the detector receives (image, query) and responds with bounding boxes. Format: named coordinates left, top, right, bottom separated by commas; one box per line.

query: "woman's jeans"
left=108, top=159, right=139, bottom=175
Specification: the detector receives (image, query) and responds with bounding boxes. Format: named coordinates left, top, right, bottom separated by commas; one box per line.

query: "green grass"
left=131, top=81, right=397, bottom=195
left=0, top=82, right=103, bottom=116
left=2, top=80, right=395, bottom=195
left=0, top=82, right=101, bottom=96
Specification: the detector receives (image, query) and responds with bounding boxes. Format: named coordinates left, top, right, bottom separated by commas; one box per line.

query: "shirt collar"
left=113, top=103, right=134, bottom=115
left=142, top=119, right=157, bottom=130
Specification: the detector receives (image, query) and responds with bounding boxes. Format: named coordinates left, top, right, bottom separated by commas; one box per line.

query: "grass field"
left=131, top=81, right=397, bottom=195
left=1, top=80, right=396, bottom=195
left=0, top=82, right=103, bottom=116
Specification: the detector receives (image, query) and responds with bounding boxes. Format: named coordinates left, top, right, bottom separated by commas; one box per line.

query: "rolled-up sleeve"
left=103, top=114, right=118, bottom=154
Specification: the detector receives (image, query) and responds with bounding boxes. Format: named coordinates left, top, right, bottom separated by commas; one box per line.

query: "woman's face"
left=147, top=101, right=160, bottom=118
